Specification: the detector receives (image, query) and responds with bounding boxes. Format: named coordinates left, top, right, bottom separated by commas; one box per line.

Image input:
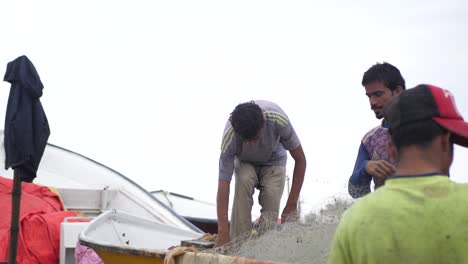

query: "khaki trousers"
left=230, top=159, right=286, bottom=240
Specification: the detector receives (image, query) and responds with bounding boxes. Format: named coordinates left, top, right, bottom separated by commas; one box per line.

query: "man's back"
left=219, top=100, right=301, bottom=181
left=330, top=175, right=468, bottom=264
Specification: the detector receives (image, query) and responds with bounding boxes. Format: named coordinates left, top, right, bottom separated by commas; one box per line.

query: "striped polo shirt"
left=219, top=100, right=301, bottom=182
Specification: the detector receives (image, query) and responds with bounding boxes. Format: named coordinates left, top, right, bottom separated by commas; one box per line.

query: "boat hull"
left=79, top=210, right=202, bottom=263
left=93, top=249, right=164, bottom=264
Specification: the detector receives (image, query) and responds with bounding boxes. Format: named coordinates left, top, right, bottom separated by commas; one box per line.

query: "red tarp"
left=0, top=177, right=77, bottom=264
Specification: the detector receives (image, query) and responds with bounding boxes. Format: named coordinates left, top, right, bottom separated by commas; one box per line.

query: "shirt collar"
left=382, top=119, right=389, bottom=128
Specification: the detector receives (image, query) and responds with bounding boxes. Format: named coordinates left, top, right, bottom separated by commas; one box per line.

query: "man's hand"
left=365, top=160, right=396, bottom=179
left=281, top=203, right=299, bottom=223
left=214, top=231, right=230, bottom=248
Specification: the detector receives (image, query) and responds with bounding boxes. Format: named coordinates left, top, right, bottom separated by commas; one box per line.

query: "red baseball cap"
left=385, top=84, right=468, bottom=147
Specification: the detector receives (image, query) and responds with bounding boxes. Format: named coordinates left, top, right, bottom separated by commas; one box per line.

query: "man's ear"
left=393, top=86, right=404, bottom=95
left=387, top=141, right=398, bottom=164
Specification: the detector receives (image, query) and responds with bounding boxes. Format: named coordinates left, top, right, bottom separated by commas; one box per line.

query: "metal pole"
left=8, top=170, right=22, bottom=264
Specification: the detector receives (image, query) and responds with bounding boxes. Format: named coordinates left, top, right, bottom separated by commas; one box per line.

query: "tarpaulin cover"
left=3, top=55, right=50, bottom=182
left=0, top=176, right=76, bottom=263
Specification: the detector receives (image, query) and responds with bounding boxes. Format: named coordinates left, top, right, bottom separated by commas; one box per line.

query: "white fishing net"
left=205, top=194, right=354, bottom=264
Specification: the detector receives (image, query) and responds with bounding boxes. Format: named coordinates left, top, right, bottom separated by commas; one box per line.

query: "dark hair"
left=362, top=62, right=406, bottom=91
left=389, top=120, right=447, bottom=151
left=229, top=101, right=264, bottom=140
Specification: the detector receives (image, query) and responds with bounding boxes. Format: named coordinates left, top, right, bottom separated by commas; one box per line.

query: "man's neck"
left=395, top=148, right=445, bottom=176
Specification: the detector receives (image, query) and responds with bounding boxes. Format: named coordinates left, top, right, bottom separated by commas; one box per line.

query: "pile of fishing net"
left=205, top=194, right=354, bottom=264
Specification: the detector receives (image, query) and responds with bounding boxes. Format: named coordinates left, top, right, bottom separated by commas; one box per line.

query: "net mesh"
left=203, top=195, right=354, bottom=264
left=348, top=181, right=373, bottom=198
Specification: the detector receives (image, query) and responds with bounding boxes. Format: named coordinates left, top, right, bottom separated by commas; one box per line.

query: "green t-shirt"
left=329, top=174, right=468, bottom=264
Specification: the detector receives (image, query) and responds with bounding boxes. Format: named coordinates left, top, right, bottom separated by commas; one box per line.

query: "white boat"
left=0, top=131, right=202, bottom=264
left=151, top=190, right=219, bottom=234
left=78, top=210, right=202, bottom=264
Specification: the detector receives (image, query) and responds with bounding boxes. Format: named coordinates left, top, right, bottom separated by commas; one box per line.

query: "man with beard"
left=348, top=62, right=405, bottom=198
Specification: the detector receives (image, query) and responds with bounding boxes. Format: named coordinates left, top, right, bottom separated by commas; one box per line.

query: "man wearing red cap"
left=329, top=85, right=468, bottom=263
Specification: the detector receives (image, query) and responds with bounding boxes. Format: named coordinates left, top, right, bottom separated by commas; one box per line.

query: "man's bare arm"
left=282, top=144, right=306, bottom=222
left=215, top=179, right=231, bottom=247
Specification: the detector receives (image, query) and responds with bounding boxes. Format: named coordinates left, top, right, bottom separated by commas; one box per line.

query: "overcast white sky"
left=1, top=0, right=468, bottom=216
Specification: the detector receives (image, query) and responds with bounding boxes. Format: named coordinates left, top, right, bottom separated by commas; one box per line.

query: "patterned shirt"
left=348, top=122, right=396, bottom=198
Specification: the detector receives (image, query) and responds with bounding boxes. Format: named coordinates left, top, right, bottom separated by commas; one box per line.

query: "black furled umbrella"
left=3, top=55, right=50, bottom=264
